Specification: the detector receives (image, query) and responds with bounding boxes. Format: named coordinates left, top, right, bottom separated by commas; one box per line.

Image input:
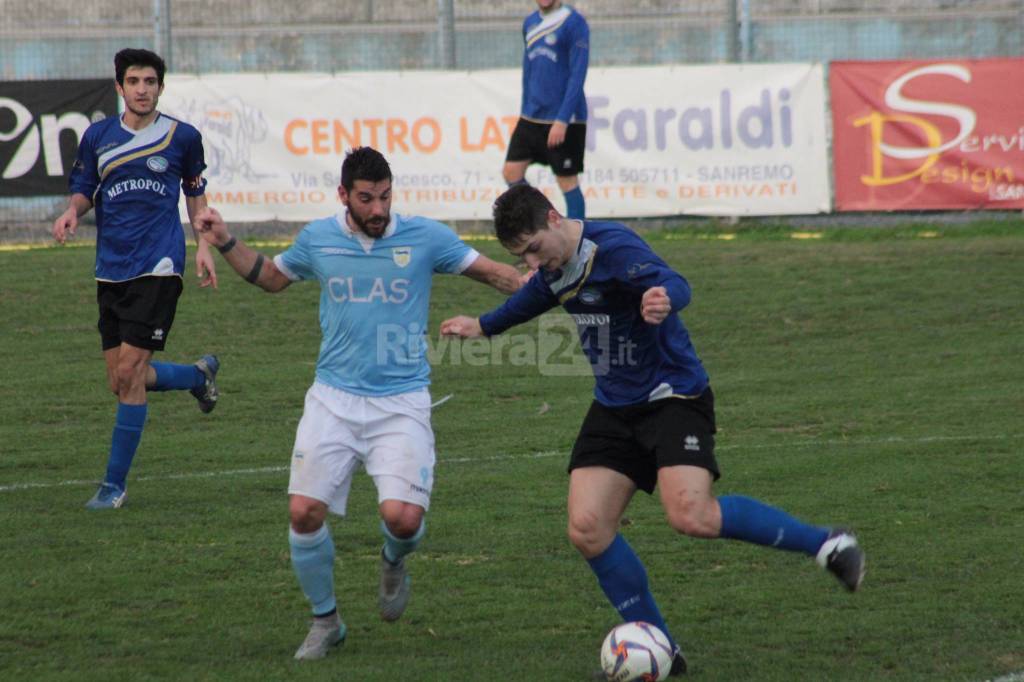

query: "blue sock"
left=586, top=534, right=677, bottom=652
left=290, top=525, right=337, bottom=616
left=149, top=361, right=204, bottom=391
left=104, top=402, right=147, bottom=490
left=718, top=495, right=829, bottom=555
left=563, top=186, right=585, bottom=219
left=382, top=519, right=425, bottom=564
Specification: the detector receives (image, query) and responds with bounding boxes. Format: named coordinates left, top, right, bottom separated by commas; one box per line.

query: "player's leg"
left=287, top=384, right=359, bottom=660
left=653, top=391, right=864, bottom=591
left=148, top=354, right=220, bottom=413
left=550, top=122, right=586, bottom=219
left=568, top=401, right=681, bottom=657
left=88, top=278, right=173, bottom=509
left=503, top=117, right=543, bottom=186
left=364, top=389, right=434, bottom=622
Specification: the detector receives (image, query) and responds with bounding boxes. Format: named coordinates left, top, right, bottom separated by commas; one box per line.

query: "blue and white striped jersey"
left=479, top=221, right=709, bottom=407
left=69, top=112, right=207, bottom=282
left=520, top=4, right=590, bottom=124
left=274, top=211, right=480, bottom=397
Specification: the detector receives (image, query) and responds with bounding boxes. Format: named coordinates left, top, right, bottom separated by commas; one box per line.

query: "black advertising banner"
left=0, top=80, right=117, bottom=197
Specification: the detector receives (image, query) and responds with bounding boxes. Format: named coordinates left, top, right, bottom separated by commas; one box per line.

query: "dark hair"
left=341, top=147, right=392, bottom=191
left=114, top=48, right=166, bottom=86
left=493, top=184, right=555, bottom=245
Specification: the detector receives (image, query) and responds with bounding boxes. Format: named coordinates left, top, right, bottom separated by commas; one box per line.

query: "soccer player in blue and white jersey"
left=194, top=147, right=523, bottom=661
left=52, top=48, right=221, bottom=511
left=503, top=0, right=590, bottom=220
left=441, top=185, right=866, bottom=675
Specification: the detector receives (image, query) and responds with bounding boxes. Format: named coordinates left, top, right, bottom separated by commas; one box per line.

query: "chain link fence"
left=2, top=0, right=1021, bottom=79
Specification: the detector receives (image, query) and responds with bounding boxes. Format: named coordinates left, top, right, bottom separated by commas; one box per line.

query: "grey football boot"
left=294, top=612, right=346, bottom=660
left=378, top=548, right=412, bottom=621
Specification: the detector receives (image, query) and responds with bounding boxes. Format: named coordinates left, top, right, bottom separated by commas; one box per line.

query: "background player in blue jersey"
left=52, top=48, right=220, bottom=510
left=194, top=147, right=523, bottom=661
left=503, top=0, right=589, bottom=220
left=440, top=185, right=866, bottom=675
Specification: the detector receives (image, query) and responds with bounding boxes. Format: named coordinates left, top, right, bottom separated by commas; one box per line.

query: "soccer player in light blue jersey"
left=195, top=147, right=523, bottom=661
left=441, top=185, right=866, bottom=676
left=503, top=0, right=590, bottom=219
left=53, top=48, right=221, bottom=511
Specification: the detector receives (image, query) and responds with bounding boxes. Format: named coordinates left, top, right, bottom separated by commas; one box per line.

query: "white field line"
left=0, top=433, right=1020, bottom=494
left=989, top=673, right=1024, bottom=682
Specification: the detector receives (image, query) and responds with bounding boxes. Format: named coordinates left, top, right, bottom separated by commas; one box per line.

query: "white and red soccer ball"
left=600, top=621, right=674, bottom=681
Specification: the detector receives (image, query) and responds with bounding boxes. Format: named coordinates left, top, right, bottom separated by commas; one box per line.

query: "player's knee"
left=502, top=165, right=523, bottom=185
left=665, top=496, right=717, bottom=538
left=567, top=509, right=610, bottom=555
left=382, top=503, right=423, bottom=538
left=289, top=496, right=327, bottom=534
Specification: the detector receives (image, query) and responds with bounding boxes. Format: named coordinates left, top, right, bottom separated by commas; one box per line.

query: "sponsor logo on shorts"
left=410, top=483, right=430, bottom=495
left=684, top=435, right=700, bottom=451
left=151, top=328, right=164, bottom=341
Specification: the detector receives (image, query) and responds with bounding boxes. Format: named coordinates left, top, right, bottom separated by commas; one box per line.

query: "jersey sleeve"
left=181, top=127, right=208, bottom=197
left=478, top=270, right=559, bottom=336
left=613, top=231, right=692, bottom=313
left=431, top=222, right=479, bottom=274
left=68, top=126, right=100, bottom=198
left=556, top=14, right=590, bottom=124
left=272, top=225, right=317, bottom=282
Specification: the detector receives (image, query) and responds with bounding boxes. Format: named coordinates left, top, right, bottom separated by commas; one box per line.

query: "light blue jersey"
left=274, top=211, right=479, bottom=396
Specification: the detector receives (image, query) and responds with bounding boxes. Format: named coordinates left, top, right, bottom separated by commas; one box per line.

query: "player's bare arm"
left=461, top=255, right=523, bottom=295
left=195, top=207, right=292, bottom=293
left=185, top=192, right=218, bottom=289
left=439, top=315, right=483, bottom=338
left=52, top=193, right=93, bottom=244
left=640, top=285, right=671, bottom=325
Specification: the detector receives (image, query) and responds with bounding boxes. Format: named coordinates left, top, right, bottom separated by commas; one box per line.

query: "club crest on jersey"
left=146, top=156, right=169, bottom=173
left=392, top=247, right=412, bottom=267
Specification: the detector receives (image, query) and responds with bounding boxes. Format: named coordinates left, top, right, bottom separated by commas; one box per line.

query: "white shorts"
left=288, top=382, right=436, bottom=516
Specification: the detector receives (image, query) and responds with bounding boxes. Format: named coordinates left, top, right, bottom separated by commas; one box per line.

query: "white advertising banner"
left=162, top=64, right=829, bottom=222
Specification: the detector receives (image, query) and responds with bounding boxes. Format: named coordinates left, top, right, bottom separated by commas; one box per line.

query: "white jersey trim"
left=272, top=253, right=301, bottom=281
left=453, top=249, right=481, bottom=275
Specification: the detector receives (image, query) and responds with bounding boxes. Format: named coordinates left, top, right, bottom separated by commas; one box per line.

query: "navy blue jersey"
left=479, top=221, right=709, bottom=407
left=520, top=4, right=589, bottom=124
left=69, top=113, right=207, bottom=282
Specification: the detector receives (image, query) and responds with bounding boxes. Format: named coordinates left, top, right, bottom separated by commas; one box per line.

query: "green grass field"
left=1, top=220, right=1022, bottom=681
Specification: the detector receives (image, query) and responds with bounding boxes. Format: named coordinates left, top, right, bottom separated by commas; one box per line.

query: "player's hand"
left=547, top=121, right=568, bottom=148
left=641, top=286, right=671, bottom=324
left=440, top=316, right=484, bottom=338
left=195, top=241, right=218, bottom=289
left=52, top=209, right=77, bottom=245
left=195, top=206, right=230, bottom=246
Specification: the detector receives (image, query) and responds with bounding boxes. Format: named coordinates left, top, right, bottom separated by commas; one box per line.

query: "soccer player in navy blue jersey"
left=441, top=184, right=866, bottom=675
left=52, top=48, right=221, bottom=510
left=503, top=0, right=589, bottom=220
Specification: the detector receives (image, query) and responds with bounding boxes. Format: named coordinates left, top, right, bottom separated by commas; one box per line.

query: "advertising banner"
left=831, top=58, right=1024, bottom=210
left=0, top=80, right=117, bottom=197
left=160, top=64, right=830, bottom=222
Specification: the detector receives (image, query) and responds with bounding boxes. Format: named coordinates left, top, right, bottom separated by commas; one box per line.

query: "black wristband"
left=217, top=236, right=237, bottom=254
left=245, top=254, right=265, bottom=284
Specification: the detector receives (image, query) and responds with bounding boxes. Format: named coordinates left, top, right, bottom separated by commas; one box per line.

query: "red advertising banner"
left=831, top=58, right=1024, bottom=211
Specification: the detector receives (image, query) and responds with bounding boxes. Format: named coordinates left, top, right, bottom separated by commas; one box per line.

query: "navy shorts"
left=505, top=118, right=586, bottom=177
left=97, top=276, right=183, bottom=352
left=568, top=388, right=721, bottom=494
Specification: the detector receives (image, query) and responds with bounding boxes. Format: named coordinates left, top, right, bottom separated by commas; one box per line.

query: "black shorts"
left=505, top=118, right=586, bottom=177
left=568, top=388, right=720, bottom=494
left=97, top=276, right=183, bottom=352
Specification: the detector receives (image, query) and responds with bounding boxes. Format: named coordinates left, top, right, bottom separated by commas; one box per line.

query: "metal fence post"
left=726, top=0, right=739, bottom=62
left=153, top=0, right=172, bottom=67
left=740, top=0, right=751, bottom=62
left=438, top=0, right=456, bottom=69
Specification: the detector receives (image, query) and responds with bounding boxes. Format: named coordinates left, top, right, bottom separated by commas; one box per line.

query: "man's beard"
left=351, top=210, right=389, bottom=238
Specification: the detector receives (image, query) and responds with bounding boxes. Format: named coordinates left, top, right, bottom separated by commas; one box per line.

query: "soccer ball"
left=600, top=621, right=674, bottom=682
